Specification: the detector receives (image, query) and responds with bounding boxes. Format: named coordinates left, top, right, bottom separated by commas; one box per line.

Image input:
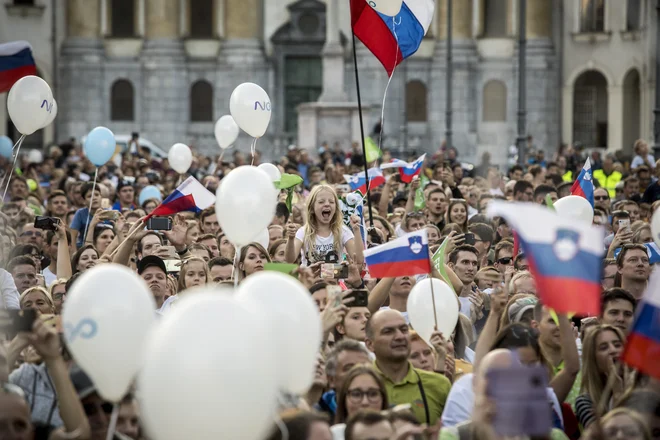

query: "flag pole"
left=351, top=31, right=374, bottom=227
left=429, top=269, right=439, bottom=330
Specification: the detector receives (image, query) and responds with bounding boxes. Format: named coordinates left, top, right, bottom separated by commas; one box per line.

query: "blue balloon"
left=0, top=135, right=12, bottom=159
left=84, top=126, right=116, bottom=167
left=139, top=185, right=163, bottom=206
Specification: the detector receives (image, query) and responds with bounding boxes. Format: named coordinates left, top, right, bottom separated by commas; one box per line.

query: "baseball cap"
left=70, top=365, right=96, bottom=399
left=116, top=179, right=134, bottom=192
left=507, top=297, right=538, bottom=324
left=137, top=255, right=166, bottom=275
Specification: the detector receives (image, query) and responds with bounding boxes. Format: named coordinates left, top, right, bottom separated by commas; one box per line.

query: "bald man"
left=366, top=309, right=451, bottom=425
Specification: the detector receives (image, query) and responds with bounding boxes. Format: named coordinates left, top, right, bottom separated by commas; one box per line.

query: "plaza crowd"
left=0, top=136, right=659, bottom=440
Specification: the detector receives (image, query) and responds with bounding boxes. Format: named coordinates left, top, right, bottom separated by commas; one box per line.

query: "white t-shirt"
left=42, top=267, right=57, bottom=287
left=295, top=225, right=354, bottom=265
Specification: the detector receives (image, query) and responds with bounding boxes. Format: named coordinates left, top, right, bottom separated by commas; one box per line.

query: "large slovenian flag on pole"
left=488, top=201, right=604, bottom=316
left=344, top=168, right=386, bottom=194
left=570, top=158, right=595, bottom=208
left=350, top=0, right=435, bottom=76
left=623, top=270, right=660, bottom=379
left=381, top=153, right=426, bottom=183
left=0, top=41, right=37, bottom=93
left=148, top=177, right=215, bottom=218
left=365, top=229, right=431, bottom=278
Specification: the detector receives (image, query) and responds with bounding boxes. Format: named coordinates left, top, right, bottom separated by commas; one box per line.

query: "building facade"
left=0, top=0, right=656, bottom=164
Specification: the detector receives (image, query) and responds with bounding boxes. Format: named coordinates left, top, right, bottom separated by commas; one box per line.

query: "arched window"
left=406, top=80, right=428, bottom=122
left=190, top=0, right=214, bottom=38
left=482, top=80, right=507, bottom=122
left=111, top=79, right=135, bottom=121
left=111, top=0, right=135, bottom=37
left=483, top=0, right=507, bottom=37
left=190, top=80, right=213, bottom=122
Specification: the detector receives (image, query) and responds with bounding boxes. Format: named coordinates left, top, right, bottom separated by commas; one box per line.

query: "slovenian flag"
left=364, top=229, right=431, bottom=278
left=614, top=242, right=660, bottom=264
left=148, top=177, right=215, bottom=218
left=350, top=0, right=435, bottom=76
left=0, top=41, right=37, bottom=93
left=570, top=158, right=594, bottom=208
left=623, top=270, right=660, bottom=379
left=488, top=201, right=604, bottom=316
left=344, top=168, right=386, bottom=194
left=381, top=153, right=426, bottom=183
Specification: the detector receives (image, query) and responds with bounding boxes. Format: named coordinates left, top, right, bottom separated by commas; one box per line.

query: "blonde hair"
left=580, top=324, right=626, bottom=408
left=20, top=286, right=54, bottom=311
left=302, top=185, right=344, bottom=262
left=49, top=278, right=68, bottom=296
left=177, top=257, right=210, bottom=291
left=509, top=270, right=534, bottom=294
left=600, top=408, right=651, bottom=440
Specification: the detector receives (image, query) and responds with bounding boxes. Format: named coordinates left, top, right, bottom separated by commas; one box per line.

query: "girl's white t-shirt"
left=295, top=224, right=354, bottom=265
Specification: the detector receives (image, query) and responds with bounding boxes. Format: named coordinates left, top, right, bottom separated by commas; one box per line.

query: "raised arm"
left=549, top=313, right=580, bottom=402
left=55, top=223, right=72, bottom=281
left=368, top=277, right=394, bottom=314
left=285, top=223, right=302, bottom=264
left=112, top=220, right=146, bottom=267
left=473, top=286, right=507, bottom=372
left=405, top=177, right=421, bottom=213
left=378, top=176, right=395, bottom=216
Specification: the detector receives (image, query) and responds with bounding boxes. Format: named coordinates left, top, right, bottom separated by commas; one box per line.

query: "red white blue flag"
left=364, top=229, right=431, bottom=278
left=488, top=201, right=604, bottom=316
left=350, top=0, right=435, bottom=76
left=344, top=168, right=386, bottom=194
left=0, top=41, right=36, bottom=93
left=570, top=158, right=594, bottom=208
left=381, top=153, right=426, bottom=183
left=148, top=177, right=215, bottom=218
left=623, top=270, right=660, bottom=379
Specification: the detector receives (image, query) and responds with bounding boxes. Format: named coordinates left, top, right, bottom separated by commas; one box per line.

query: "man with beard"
left=137, top=256, right=168, bottom=309
left=366, top=309, right=450, bottom=425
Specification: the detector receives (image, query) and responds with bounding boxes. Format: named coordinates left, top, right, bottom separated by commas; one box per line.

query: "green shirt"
left=439, top=426, right=569, bottom=440
left=553, top=361, right=582, bottom=408
left=373, top=361, right=451, bottom=425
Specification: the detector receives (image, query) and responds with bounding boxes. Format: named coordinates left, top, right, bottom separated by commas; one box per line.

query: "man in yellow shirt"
left=366, top=309, right=451, bottom=425
left=593, top=155, right=622, bottom=198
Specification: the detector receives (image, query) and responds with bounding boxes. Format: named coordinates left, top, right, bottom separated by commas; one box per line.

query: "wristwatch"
left=176, top=246, right=188, bottom=256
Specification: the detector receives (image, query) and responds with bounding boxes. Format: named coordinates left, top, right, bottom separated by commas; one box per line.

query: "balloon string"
left=105, top=403, right=119, bottom=440
left=82, top=168, right=99, bottom=244
left=250, top=138, right=258, bottom=166
left=376, top=17, right=400, bottom=157
left=1, top=134, right=26, bottom=202
left=274, top=395, right=290, bottom=440
left=232, top=246, right=239, bottom=287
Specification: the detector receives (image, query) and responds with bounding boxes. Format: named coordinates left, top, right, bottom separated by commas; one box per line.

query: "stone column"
left=526, top=0, right=551, bottom=39
left=222, top=0, right=263, bottom=64
left=145, top=0, right=178, bottom=39
left=319, top=0, right=347, bottom=102
left=437, top=0, right=472, bottom=39
left=608, top=85, right=624, bottom=152
left=67, top=0, right=100, bottom=38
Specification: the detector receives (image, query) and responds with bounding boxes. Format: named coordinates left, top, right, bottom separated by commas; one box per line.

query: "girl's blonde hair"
left=177, top=256, right=210, bottom=292
left=580, top=324, right=626, bottom=408
left=303, top=185, right=344, bottom=262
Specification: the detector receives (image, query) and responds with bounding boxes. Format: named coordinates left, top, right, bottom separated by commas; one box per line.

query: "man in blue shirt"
left=69, top=182, right=102, bottom=248
left=113, top=180, right=136, bottom=211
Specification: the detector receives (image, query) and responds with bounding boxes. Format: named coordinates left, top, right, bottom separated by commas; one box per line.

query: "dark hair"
left=137, top=231, right=163, bottom=254
left=46, top=229, right=72, bottom=246
left=508, top=165, right=523, bottom=176
left=494, top=240, right=514, bottom=261
left=387, top=409, right=419, bottom=426
left=514, top=252, right=527, bottom=269
left=346, top=411, right=392, bottom=440
left=265, top=411, right=329, bottom=440
left=600, top=288, right=637, bottom=316
left=268, top=238, right=287, bottom=258
left=309, top=281, right=328, bottom=295
left=624, top=176, right=639, bottom=187
left=8, top=244, right=40, bottom=262
left=616, top=243, right=648, bottom=268
left=275, top=202, right=290, bottom=224
left=70, top=244, right=99, bottom=274
left=7, top=255, right=37, bottom=273
left=468, top=223, right=494, bottom=244
left=533, top=184, right=556, bottom=201
left=64, top=271, right=83, bottom=293
left=199, top=207, right=216, bottom=224
left=48, top=190, right=68, bottom=201
left=92, top=224, right=114, bottom=246
left=208, top=256, right=233, bottom=269
left=620, top=390, right=660, bottom=418
left=513, top=180, right=533, bottom=196
left=80, top=182, right=99, bottom=200
left=448, top=244, right=479, bottom=265
left=427, top=187, right=446, bottom=199
left=336, top=366, right=389, bottom=424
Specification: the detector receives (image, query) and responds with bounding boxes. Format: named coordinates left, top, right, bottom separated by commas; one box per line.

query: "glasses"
left=347, top=388, right=382, bottom=403
left=83, top=401, right=114, bottom=416
left=497, top=257, right=512, bottom=265
left=405, top=212, right=426, bottom=218
left=20, top=231, right=42, bottom=238
left=594, top=195, right=609, bottom=201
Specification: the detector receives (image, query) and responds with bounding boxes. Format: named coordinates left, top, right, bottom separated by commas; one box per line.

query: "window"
left=406, top=81, right=427, bottom=122
left=626, top=0, right=640, bottom=30
left=111, top=80, right=134, bottom=121
left=190, top=0, right=214, bottom=38
left=190, top=80, right=213, bottom=122
left=111, top=0, right=136, bottom=38
left=284, top=56, right=322, bottom=133
left=483, top=0, right=508, bottom=37
left=482, top=80, right=507, bottom=122
left=13, top=0, right=35, bottom=5
left=580, top=0, right=605, bottom=33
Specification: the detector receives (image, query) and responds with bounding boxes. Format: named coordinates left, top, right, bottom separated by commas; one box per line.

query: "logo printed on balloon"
left=254, top=101, right=271, bottom=111
left=65, top=318, right=98, bottom=342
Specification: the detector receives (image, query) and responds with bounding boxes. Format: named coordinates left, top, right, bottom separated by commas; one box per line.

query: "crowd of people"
left=0, top=136, right=659, bottom=440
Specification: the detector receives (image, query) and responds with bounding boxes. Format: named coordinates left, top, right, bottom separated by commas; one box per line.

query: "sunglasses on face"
left=21, top=231, right=42, bottom=238
left=594, top=195, right=609, bottom=201
left=83, top=401, right=114, bottom=416
left=497, top=257, right=512, bottom=265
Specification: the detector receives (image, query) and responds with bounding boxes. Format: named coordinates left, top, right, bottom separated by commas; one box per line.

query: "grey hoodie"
left=9, top=362, right=63, bottom=428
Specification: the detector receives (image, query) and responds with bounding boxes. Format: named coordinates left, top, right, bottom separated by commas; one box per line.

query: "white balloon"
left=236, top=272, right=322, bottom=394
left=42, top=99, right=57, bottom=128
left=62, top=264, right=156, bottom=402
left=229, top=82, right=271, bottom=138
left=652, top=208, right=660, bottom=248
left=407, top=278, right=459, bottom=346
left=250, top=228, right=270, bottom=250
left=7, top=75, right=53, bottom=135
left=257, top=163, right=281, bottom=182
left=216, top=166, right=277, bottom=247
left=554, top=195, right=594, bottom=224
left=168, top=143, right=193, bottom=174
left=139, top=292, right=278, bottom=440
left=214, top=115, right=239, bottom=150
left=27, top=149, right=43, bottom=164
left=368, top=0, right=403, bottom=16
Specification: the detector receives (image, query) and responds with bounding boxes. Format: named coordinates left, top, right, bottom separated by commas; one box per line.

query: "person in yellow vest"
left=593, top=155, right=622, bottom=198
